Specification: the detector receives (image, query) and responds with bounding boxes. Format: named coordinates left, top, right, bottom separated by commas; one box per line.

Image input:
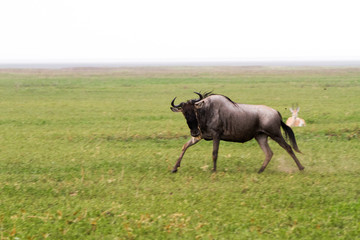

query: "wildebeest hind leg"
left=172, top=137, right=201, bottom=173
left=272, top=136, right=305, bottom=171
left=255, top=134, right=273, bottom=173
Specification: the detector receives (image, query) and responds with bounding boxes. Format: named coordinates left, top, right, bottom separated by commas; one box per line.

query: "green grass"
left=0, top=66, right=359, bottom=239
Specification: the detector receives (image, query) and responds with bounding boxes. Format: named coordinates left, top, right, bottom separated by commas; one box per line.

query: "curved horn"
left=193, top=92, right=203, bottom=103
left=171, top=97, right=182, bottom=108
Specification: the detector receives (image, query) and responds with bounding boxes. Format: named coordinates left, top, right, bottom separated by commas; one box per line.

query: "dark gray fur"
left=170, top=92, right=304, bottom=173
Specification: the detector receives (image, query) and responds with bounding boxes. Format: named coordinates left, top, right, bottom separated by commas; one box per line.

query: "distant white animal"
left=286, top=105, right=306, bottom=127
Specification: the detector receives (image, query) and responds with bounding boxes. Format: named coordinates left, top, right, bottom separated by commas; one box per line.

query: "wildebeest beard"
left=181, top=103, right=201, bottom=137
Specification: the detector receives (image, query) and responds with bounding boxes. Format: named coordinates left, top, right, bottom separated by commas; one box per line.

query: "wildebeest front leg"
left=172, top=137, right=201, bottom=173
left=212, top=138, right=220, bottom=171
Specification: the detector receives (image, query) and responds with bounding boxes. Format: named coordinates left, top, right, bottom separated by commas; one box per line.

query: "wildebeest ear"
left=194, top=101, right=204, bottom=109
left=170, top=107, right=182, bottom=112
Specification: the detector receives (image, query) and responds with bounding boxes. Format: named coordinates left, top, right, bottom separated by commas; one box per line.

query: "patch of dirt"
left=275, top=155, right=297, bottom=173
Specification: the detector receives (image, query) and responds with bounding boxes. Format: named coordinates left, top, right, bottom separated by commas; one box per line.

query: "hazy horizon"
left=1, top=60, right=360, bottom=69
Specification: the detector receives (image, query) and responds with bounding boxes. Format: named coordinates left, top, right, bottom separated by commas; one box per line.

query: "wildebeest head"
left=170, top=92, right=204, bottom=137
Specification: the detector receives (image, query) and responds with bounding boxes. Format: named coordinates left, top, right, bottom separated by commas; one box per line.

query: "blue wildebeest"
left=170, top=92, right=304, bottom=173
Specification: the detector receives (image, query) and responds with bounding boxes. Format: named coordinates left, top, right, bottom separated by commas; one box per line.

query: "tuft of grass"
left=0, top=66, right=359, bottom=239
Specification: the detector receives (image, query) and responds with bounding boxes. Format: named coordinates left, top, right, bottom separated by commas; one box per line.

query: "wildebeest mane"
left=220, top=95, right=237, bottom=106
left=194, top=91, right=213, bottom=99
left=197, top=91, right=237, bottom=106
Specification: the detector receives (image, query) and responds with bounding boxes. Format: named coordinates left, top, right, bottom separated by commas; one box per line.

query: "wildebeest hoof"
left=171, top=169, right=178, bottom=173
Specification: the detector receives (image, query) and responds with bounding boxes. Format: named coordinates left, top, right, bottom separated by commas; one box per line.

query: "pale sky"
left=1, top=0, right=360, bottom=63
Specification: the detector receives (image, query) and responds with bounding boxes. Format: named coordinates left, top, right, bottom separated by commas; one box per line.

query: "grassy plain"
left=0, top=66, right=359, bottom=239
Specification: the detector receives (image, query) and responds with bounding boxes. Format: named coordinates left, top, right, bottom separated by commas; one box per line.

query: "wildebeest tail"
left=280, top=120, right=302, bottom=153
